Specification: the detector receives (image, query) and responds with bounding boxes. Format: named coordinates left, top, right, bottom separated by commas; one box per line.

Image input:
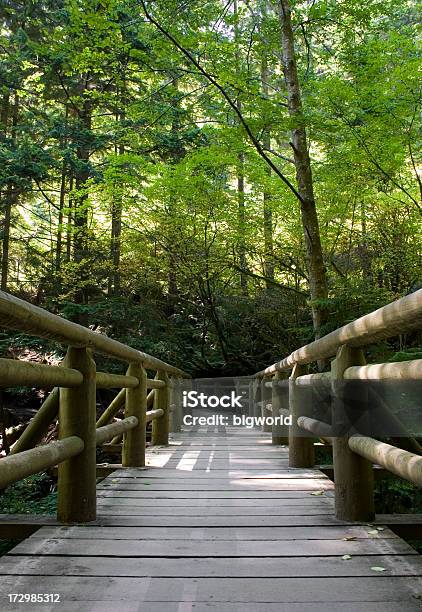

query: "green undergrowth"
left=315, top=445, right=422, bottom=514
left=0, top=472, right=56, bottom=557
left=0, top=473, right=56, bottom=515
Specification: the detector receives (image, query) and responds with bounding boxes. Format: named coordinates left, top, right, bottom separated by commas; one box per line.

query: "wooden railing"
left=254, top=289, right=422, bottom=521
left=0, top=291, right=189, bottom=523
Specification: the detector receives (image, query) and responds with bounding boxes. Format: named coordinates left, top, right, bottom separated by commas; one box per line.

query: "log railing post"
left=122, top=362, right=147, bottom=467
left=247, top=381, right=254, bottom=418
left=57, top=347, right=96, bottom=523
left=152, top=370, right=170, bottom=445
left=331, top=345, right=374, bottom=521
left=253, top=379, right=261, bottom=420
left=289, top=363, right=314, bottom=467
left=261, top=376, right=272, bottom=432
left=168, top=377, right=175, bottom=433
left=172, top=378, right=183, bottom=433
left=272, top=371, right=289, bottom=445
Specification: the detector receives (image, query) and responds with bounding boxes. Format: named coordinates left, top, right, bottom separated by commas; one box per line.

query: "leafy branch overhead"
left=0, top=0, right=420, bottom=374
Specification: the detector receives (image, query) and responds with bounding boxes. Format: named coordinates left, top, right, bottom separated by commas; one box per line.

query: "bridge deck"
left=0, top=424, right=421, bottom=611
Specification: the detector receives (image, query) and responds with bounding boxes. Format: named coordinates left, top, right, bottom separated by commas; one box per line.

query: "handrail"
left=253, top=289, right=422, bottom=522
left=0, top=291, right=186, bottom=523
left=348, top=436, right=422, bottom=486
left=0, top=358, right=83, bottom=387
left=0, top=436, right=84, bottom=490
left=257, top=289, right=422, bottom=376
left=344, top=359, right=422, bottom=380
left=0, top=291, right=189, bottom=377
left=95, top=416, right=138, bottom=446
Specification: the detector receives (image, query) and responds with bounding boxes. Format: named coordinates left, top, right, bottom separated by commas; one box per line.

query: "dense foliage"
left=0, top=0, right=420, bottom=375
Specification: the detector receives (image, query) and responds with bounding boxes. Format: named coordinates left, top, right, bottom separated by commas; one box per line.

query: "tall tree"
left=140, top=0, right=329, bottom=338
left=277, top=0, right=328, bottom=336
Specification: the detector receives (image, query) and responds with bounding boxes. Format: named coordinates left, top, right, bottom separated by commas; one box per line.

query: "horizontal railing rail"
left=253, top=289, right=422, bottom=521
left=257, top=289, right=422, bottom=377
left=0, top=291, right=189, bottom=376
left=0, top=291, right=188, bottom=523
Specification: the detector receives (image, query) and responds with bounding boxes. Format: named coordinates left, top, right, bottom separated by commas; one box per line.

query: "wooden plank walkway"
left=0, top=423, right=421, bottom=611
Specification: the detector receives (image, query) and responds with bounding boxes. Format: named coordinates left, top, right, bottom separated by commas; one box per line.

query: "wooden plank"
left=0, top=554, right=420, bottom=578
left=99, top=474, right=330, bottom=484
left=147, top=449, right=290, bottom=456
left=1, top=425, right=421, bottom=612
left=108, top=470, right=324, bottom=479
left=97, top=483, right=331, bottom=492
left=0, top=515, right=60, bottom=539
left=30, top=525, right=399, bottom=540
left=0, top=575, right=420, bottom=604
left=92, top=514, right=357, bottom=527
left=94, top=505, right=335, bottom=516
left=144, top=463, right=296, bottom=469
left=374, top=514, right=422, bottom=539
left=94, top=498, right=334, bottom=507
left=1, top=602, right=419, bottom=612
left=95, top=488, right=333, bottom=500
left=10, top=536, right=415, bottom=557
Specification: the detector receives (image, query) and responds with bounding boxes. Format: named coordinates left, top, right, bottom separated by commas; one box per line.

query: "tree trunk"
left=278, top=0, right=328, bottom=337
left=55, top=107, right=69, bottom=273
left=109, top=194, right=122, bottom=297
left=66, top=173, right=74, bottom=263
left=73, top=96, right=92, bottom=305
left=166, top=75, right=185, bottom=308
left=234, top=0, right=248, bottom=296
left=237, top=151, right=248, bottom=296
left=1, top=93, right=19, bottom=292
left=108, top=135, right=123, bottom=298
left=1, top=192, right=12, bottom=292
left=360, top=200, right=372, bottom=281
left=260, top=22, right=275, bottom=288
left=0, top=93, right=9, bottom=137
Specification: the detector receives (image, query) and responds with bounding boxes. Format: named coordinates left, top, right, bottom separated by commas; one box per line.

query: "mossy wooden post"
left=172, top=378, right=182, bottom=433
left=289, top=363, right=314, bottom=467
left=260, top=376, right=272, bottom=432
left=247, top=381, right=253, bottom=417
left=272, top=371, right=289, bottom=445
left=331, top=345, right=374, bottom=521
left=168, top=377, right=175, bottom=433
left=152, top=370, right=170, bottom=445
left=57, top=347, right=96, bottom=523
left=253, top=379, right=261, bottom=420
left=122, top=362, right=147, bottom=467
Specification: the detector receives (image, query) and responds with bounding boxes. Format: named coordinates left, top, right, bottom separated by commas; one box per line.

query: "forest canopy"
left=0, top=0, right=421, bottom=375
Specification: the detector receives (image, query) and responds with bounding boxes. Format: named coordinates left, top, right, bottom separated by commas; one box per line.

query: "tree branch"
left=139, top=0, right=305, bottom=205
left=232, top=265, right=307, bottom=295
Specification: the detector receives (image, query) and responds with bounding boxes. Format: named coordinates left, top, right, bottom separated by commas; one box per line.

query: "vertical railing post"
left=331, top=345, right=374, bottom=521
left=247, top=381, right=254, bottom=418
left=57, top=347, right=96, bottom=523
left=289, top=363, right=314, bottom=467
left=122, top=362, right=147, bottom=467
left=168, top=378, right=174, bottom=434
left=261, top=376, right=272, bottom=432
left=253, top=378, right=261, bottom=421
left=168, top=377, right=182, bottom=433
left=170, top=377, right=182, bottom=433
left=152, top=370, right=170, bottom=445
left=272, top=371, right=289, bottom=445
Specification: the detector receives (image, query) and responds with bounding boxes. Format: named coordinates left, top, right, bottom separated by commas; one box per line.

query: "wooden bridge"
left=0, top=290, right=421, bottom=610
